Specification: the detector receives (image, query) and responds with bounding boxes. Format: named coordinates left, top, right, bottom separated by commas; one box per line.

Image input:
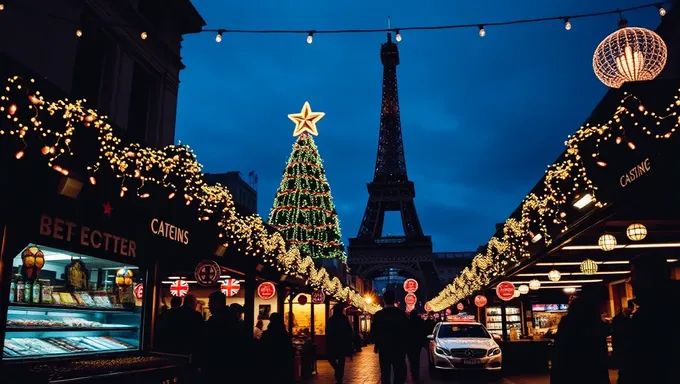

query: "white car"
left=427, top=321, right=503, bottom=374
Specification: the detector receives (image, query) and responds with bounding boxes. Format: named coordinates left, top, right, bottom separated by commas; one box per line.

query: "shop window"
left=5, top=245, right=143, bottom=359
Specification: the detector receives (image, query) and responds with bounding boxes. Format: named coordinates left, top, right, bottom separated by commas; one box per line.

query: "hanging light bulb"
left=564, top=18, right=572, bottom=31
left=76, top=29, right=83, bottom=37
left=215, top=30, right=223, bottom=43
left=478, top=25, right=486, bottom=37
left=306, top=32, right=314, bottom=44
left=0, top=4, right=5, bottom=11
left=658, top=5, right=667, bottom=17
left=140, top=31, right=148, bottom=40
left=529, top=279, right=541, bottom=290
left=395, top=29, right=402, bottom=42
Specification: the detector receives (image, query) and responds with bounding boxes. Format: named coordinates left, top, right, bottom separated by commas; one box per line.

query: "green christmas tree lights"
left=268, top=102, right=346, bottom=260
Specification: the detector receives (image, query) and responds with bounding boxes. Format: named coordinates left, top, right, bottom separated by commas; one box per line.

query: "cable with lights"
left=0, top=75, right=381, bottom=314
left=427, top=87, right=680, bottom=311
left=0, top=2, right=670, bottom=44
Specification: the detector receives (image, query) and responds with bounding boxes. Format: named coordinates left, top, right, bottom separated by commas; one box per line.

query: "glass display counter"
left=4, top=244, right=142, bottom=360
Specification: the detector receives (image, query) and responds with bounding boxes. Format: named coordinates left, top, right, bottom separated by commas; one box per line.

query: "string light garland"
left=269, top=102, right=346, bottom=261
left=428, top=85, right=680, bottom=312
left=0, top=75, right=379, bottom=314
left=0, top=2, right=670, bottom=43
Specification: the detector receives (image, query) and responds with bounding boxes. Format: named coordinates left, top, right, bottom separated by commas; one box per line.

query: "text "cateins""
left=151, top=218, right=189, bottom=245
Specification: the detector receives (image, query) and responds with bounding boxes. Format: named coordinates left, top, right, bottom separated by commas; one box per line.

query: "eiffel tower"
left=348, top=32, right=439, bottom=300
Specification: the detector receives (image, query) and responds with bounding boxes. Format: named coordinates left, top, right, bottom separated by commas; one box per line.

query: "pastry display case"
left=486, top=306, right=522, bottom=338
left=4, top=245, right=142, bottom=360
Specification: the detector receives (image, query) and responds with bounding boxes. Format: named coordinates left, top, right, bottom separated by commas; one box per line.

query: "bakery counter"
left=1, top=351, right=190, bottom=383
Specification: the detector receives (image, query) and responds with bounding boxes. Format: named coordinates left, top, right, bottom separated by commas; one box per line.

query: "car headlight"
left=487, top=347, right=501, bottom=357
left=435, top=347, right=451, bottom=356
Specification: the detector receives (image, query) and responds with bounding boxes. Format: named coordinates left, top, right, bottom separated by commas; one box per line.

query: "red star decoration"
left=103, top=202, right=113, bottom=216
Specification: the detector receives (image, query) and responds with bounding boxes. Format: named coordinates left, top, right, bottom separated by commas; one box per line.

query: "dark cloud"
left=176, top=0, right=661, bottom=252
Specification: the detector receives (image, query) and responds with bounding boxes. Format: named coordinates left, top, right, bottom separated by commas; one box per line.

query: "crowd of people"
left=550, top=255, right=680, bottom=383
left=155, top=291, right=295, bottom=384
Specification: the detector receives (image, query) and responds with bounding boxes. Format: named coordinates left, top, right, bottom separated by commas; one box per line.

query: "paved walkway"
left=305, top=349, right=552, bottom=384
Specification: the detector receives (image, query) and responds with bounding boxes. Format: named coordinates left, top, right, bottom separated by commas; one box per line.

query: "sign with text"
left=619, top=157, right=651, bottom=188
left=194, top=260, right=221, bottom=286
left=257, top=282, right=276, bottom=300
left=150, top=218, right=189, bottom=245
left=39, top=215, right=136, bottom=257
left=404, top=293, right=417, bottom=306
left=474, top=295, right=488, bottom=308
left=134, top=283, right=144, bottom=300
left=496, top=281, right=516, bottom=301
left=403, top=278, right=418, bottom=293
left=456, top=303, right=464, bottom=311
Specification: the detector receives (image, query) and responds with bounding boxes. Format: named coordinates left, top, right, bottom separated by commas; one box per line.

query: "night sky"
left=175, top=1, right=662, bottom=252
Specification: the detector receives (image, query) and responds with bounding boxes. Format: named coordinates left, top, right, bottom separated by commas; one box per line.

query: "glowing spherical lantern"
left=626, top=223, right=647, bottom=241
left=598, top=234, right=617, bottom=251
left=513, top=289, right=521, bottom=298
left=518, top=284, right=530, bottom=295
left=529, top=279, right=541, bottom=290
left=548, top=269, right=561, bottom=282
left=115, top=267, right=134, bottom=287
left=21, top=246, right=45, bottom=281
left=593, top=24, right=667, bottom=88
left=580, top=259, right=599, bottom=275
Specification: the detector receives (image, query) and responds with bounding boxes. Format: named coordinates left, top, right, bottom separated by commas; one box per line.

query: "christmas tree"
left=268, top=102, right=345, bottom=260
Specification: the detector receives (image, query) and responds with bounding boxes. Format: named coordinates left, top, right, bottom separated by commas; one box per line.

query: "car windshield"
left=437, top=324, right=489, bottom=338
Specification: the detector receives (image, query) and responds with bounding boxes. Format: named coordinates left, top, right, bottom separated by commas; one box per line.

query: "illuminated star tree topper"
left=288, top=101, right=325, bottom=136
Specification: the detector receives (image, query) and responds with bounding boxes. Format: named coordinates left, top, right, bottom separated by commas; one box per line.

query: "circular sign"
left=474, top=295, right=488, bottom=307
left=404, top=293, right=417, bottom=306
left=194, top=260, right=221, bottom=286
left=257, top=282, right=276, bottom=300
left=496, top=281, right=516, bottom=301
left=298, top=295, right=308, bottom=305
left=424, top=302, right=432, bottom=312
left=445, top=308, right=452, bottom=315
left=170, top=279, right=189, bottom=297
left=456, top=303, right=464, bottom=311
left=220, top=279, right=241, bottom=297
left=311, top=291, right=325, bottom=304
left=133, top=283, right=144, bottom=300
left=403, top=278, right=419, bottom=293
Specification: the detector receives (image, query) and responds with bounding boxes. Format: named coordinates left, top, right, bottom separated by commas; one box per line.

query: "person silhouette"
left=326, top=305, right=353, bottom=383
left=371, top=291, right=408, bottom=384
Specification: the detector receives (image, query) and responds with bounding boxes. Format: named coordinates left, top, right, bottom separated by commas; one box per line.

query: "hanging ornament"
left=580, top=259, right=599, bottom=275
left=598, top=234, right=617, bottom=251
left=529, top=279, right=541, bottom=290
left=518, top=284, right=530, bottom=295
left=548, top=269, right=562, bottom=282
left=626, top=223, right=647, bottom=241
left=593, top=22, right=667, bottom=88
left=21, top=246, right=45, bottom=281
left=115, top=267, right=134, bottom=287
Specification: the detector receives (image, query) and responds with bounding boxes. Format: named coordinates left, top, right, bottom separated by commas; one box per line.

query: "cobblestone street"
left=305, top=349, right=559, bottom=384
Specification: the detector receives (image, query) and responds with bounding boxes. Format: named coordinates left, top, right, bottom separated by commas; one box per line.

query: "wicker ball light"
left=598, top=234, right=617, bottom=251
left=548, top=269, right=561, bottom=282
left=518, top=284, right=530, bottom=295
left=593, top=24, right=667, bottom=88
left=626, top=223, right=648, bottom=241
left=580, top=259, right=599, bottom=275
left=529, top=279, right=541, bottom=290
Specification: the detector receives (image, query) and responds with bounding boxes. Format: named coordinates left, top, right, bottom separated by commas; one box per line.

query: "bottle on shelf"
left=32, top=280, right=41, bottom=304
left=24, top=280, right=32, bottom=303
left=16, top=276, right=25, bottom=302
left=9, top=275, right=16, bottom=302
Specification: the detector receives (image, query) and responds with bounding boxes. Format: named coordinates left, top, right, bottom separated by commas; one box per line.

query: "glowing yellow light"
left=9, top=104, right=17, bottom=115
left=141, top=31, right=148, bottom=40
left=216, top=31, right=223, bottom=43
left=478, top=25, right=485, bottom=37
left=395, top=30, right=402, bottom=42
left=15, top=150, right=24, bottom=159
left=140, top=193, right=150, bottom=198
left=365, top=296, right=373, bottom=304
left=89, top=176, right=96, bottom=185
left=76, top=29, right=83, bottom=37
left=288, top=101, right=325, bottom=137
left=307, top=32, right=313, bottom=44
left=593, top=27, right=667, bottom=88
left=564, top=19, right=572, bottom=31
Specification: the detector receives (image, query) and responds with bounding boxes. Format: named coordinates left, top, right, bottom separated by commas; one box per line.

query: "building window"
left=126, top=62, right=157, bottom=145
left=72, top=10, right=116, bottom=111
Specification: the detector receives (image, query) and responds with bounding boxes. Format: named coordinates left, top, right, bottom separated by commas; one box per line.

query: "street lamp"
left=364, top=296, right=373, bottom=304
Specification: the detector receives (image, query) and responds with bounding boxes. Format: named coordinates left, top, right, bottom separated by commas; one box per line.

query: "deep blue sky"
left=175, top=0, right=662, bottom=252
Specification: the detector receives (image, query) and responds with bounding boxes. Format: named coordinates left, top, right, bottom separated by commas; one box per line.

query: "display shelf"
left=8, top=302, right=133, bottom=313
left=6, top=326, right=138, bottom=333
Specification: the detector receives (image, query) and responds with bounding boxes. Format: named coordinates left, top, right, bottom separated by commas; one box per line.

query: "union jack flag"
left=170, top=279, right=189, bottom=297
left=221, top=279, right=241, bottom=297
